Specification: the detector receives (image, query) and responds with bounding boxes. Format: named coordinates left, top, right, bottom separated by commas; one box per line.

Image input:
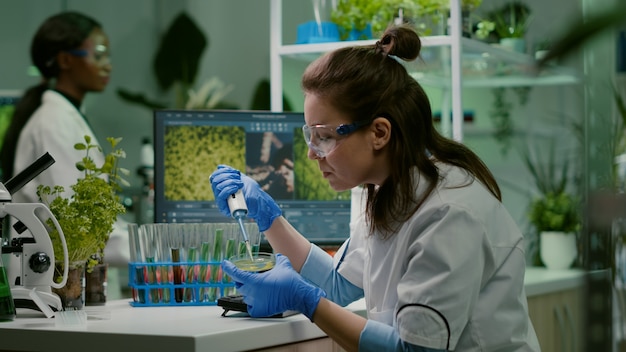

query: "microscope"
left=0, top=153, right=68, bottom=317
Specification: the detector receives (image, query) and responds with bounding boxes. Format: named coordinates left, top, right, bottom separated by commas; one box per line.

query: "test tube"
left=128, top=224, right=145, bottom=304
left=198, top=223, right=213, bottom=302
left=139, top=224, right=159, bottom=304
left=208, top=225, right=224, bottom=302
left=168, top=224, right=184, bottom=303
left=155, top=224, right=171, bottom=303
left=243, top=222, right=261, bottom=254
left=223, top=223, right=238, bottom=296
left=182, top=224, right=200, bottom=303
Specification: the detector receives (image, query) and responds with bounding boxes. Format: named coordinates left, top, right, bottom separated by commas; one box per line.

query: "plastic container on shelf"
left=296, top=21, right=340, bottom=44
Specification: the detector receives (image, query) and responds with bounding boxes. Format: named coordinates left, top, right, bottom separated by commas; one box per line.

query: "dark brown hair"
left=301, top=24, right=501, bottom=238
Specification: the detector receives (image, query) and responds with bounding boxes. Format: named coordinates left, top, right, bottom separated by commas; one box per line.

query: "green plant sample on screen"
left=164, top=125, right=245, bottom=201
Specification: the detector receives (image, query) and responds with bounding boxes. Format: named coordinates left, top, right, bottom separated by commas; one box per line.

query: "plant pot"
left=540, top=231, right=577, bottom=270
left=499, top=38, right=526, bottom=53
left=85, top=263, right=108, bottom=306
left=52, top=264, right=85, bottom=310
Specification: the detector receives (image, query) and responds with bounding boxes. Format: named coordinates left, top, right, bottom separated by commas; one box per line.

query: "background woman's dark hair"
left=0, top=11, right=101, bottom=181
left=301, top=24, right=501, bottom=238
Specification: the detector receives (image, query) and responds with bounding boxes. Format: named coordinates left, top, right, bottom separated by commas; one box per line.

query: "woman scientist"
left=210, top=24, right=540, bottom=351
left=0, top=11, right=111, bottom=201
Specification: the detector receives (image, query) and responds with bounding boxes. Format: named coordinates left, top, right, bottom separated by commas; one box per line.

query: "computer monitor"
left=153, top=109, right=351, bottom=245
left=0, top=90, right=20, bottom=150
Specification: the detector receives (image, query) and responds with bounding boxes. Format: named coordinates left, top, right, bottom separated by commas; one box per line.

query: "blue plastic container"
left=296, top=21, right=340, bottom=44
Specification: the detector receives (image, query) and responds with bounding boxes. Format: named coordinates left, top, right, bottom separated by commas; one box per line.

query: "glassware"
left=139, top=224, right=160, bottom=303
left=208, top=225, right=225, bottom=302
left=181, top=224, right=201, bottom=302
left=0, top=252, right=15, bottom=321
left=155, top=224, right=172, bottom=303
left=167, top=224, right=184, bottom=303
left=197, top=223, right=214, bottom=303
left=229, top=252, right=276, bottom=273
left=222, top=224, right=239, bottom=296
left=128, top=223, right=146, bottom=304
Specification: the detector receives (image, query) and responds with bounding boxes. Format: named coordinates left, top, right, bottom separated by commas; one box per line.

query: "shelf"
left=278, top=36, right=579, bottom=89
left=278, top=35, right=454, bottom=57
left=270, top=0, right=577, bottom=141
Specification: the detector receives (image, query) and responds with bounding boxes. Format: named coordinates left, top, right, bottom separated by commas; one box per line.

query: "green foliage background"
left=164, top=125, right=245, bottom=201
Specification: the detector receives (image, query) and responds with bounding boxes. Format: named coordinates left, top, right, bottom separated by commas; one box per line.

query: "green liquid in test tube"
left=184, top=246, right=197, bottom=302
left=146, top=257, right=159, bottom=303
left=198, top=241, right=211, bottom=302
left=208, top=228, right=223, bottom=302
left=0, top=264, right=16, bottom=321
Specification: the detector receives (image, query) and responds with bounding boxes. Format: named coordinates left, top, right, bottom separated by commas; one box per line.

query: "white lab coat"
left=9, top=90, right=129, bottom=274
left=13, top=90, right=103, bottom=203
left=335, top=163, right=540, bottom=351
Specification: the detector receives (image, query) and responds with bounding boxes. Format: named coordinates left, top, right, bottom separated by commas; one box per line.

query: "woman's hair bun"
left=376, top=24, right=421, bottom=62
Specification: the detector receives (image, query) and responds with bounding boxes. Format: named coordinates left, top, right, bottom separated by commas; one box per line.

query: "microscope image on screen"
left=153, top=110, right=352, bottom=243
left=245, top=132, right=294, bottom=200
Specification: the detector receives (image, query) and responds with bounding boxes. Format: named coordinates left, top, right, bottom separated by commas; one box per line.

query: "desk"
left=0, top=267, right=587, bottom=352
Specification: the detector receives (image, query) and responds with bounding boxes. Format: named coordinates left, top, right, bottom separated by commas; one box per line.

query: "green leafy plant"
left=331, top=0, right=483, bottom=39
left=475, top=1, right=530, bottom=40
left=522, top=141, right=581, bottom=234
left=331, top=0, right=383, bottom=40
left=37, top=136, right=129, bottom=274
left=489, top=86, right=530, bottom=155
left=528, top=192, right=580, bottom=233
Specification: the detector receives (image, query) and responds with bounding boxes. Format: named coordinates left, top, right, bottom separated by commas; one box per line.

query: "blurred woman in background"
left=0, top=11, right=111, bottom=202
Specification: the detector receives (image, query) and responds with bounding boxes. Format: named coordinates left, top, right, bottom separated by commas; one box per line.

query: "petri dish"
left=229, top=252, right=275, bottom=273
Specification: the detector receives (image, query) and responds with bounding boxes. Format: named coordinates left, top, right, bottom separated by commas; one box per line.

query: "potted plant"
left=37, top=135, right=128, bottom=308
left=533, top=5, right=626, bottom=348
left=475, top=1, right=531, bottom=52
left=331, top=0, right=483, bottom=39
left=522, top=141, right=581, bottom=270
left=528, top=191, right=580, bottom=234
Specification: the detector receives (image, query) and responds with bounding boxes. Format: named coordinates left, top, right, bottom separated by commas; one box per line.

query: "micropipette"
left=227, top=190, right=255, bottom=262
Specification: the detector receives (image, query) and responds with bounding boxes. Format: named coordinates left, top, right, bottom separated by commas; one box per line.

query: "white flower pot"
left=540, top=231, right=577, bottom=270
left=499, top=38, right=526, bottom=53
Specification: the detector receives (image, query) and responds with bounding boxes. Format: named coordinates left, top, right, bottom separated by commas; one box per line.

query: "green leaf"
left=153, top=12, right=207, bottom=91
left=36, top=136, right=127, bottom=272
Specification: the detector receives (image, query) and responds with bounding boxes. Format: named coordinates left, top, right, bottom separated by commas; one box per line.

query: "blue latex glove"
left=209, top=164, right=281, bottom=232
left=222, top=253, right=326, bottom=320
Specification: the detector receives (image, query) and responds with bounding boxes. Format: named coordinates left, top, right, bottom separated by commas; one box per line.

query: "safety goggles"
left=66, top=44, right=111, bottom=65
left=302, top=120, right=371, bottom=158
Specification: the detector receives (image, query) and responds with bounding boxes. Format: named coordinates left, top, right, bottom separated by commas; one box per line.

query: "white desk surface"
left=0, top=267, right=589, bottom=352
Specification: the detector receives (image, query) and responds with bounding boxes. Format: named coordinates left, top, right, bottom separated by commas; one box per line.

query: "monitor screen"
left=0, top=90, right=20, bottom=151
left=153, top=109, right=352, bottom=245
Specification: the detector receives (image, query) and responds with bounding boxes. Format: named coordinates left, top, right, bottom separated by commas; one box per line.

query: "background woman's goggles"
left=65, top=44, right=110, bottom=65
left=302, top=120, right=370, bottom=158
